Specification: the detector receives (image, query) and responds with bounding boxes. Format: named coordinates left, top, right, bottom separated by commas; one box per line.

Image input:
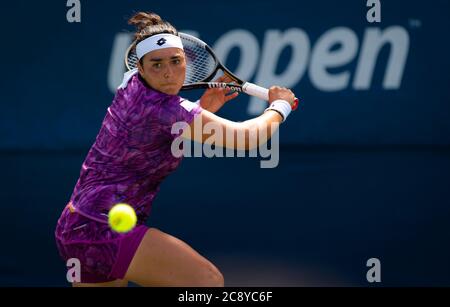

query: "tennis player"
left=55, top=11, right=296, bottom=287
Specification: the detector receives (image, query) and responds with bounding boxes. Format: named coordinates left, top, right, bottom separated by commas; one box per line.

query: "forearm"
left=236, top=110, right=283, bottom=150
left=182, top=108, right=284, bottom=151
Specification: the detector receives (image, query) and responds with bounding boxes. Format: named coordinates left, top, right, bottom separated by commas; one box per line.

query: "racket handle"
left=243, top=82, right=299, bottom=111
left=242, top=82, right=269, bottom=101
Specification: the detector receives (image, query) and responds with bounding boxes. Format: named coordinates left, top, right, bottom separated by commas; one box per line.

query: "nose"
left=164, top=65, right=173, bottom=79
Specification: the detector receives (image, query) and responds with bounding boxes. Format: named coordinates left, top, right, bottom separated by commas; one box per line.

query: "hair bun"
left=128, top=12, right=163, bottom=32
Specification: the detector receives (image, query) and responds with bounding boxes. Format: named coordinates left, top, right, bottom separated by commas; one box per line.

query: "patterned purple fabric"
left=55, top=206, right=149, bottom=282
left=67, top=73, right=202, bottom=226
left=54, top=73, right=202, bottom=282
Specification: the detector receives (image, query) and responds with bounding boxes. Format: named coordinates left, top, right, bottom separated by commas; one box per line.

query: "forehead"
left=146, top=47, right=185, bottom=60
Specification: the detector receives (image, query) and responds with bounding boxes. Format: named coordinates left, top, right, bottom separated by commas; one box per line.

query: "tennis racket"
left=125, top=32, right=299, bottom=110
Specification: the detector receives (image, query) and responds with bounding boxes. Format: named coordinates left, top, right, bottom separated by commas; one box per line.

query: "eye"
left=152, top=63, right=162, bottom=69
left=172, top=58, right=181, bottom=65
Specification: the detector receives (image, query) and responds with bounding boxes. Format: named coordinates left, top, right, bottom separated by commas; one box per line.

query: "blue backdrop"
left=1, top=0, right=450, bottom=286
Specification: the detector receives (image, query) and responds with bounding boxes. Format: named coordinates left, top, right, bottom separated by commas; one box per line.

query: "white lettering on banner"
left=354, top=27, right=409, bottom=90
left=310, top=27, right=358, bottom=92
left=108, top=26, right=410, bottom=115
left=249, top=29, right=310, bottom=114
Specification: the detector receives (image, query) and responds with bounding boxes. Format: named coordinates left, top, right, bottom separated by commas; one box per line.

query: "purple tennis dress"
left=55, top=71, right=202, bottom=283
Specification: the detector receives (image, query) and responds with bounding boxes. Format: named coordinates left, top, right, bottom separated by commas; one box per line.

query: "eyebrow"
left=149, top=55, right=182, bottom=62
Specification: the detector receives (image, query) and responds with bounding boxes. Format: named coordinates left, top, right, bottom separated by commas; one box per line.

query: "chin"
left=162, top=90, right=177, bottom=96
left=163, top=87, right=181, bottom=96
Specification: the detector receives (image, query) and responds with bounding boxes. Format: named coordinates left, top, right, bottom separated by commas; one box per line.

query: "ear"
left=137, top=60, right=144, bottom=76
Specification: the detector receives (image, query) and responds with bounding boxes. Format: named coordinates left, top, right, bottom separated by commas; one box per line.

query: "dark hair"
left=128, top=12, right=178, bottom=65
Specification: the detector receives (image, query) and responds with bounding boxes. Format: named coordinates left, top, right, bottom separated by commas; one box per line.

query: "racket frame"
left=124, top=33, right=298, bottom=109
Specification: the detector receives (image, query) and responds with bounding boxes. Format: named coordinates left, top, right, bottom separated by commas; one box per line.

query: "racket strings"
left=181, top=36, right=216, bottom=84
left=127, top=48, right=139, bottom=71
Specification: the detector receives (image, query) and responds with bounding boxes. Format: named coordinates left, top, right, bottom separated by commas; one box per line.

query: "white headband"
left=136, top=34, right=184, bottom=59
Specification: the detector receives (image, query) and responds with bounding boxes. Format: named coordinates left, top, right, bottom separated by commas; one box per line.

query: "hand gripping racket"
left=125, top=32, right=299, bottom=110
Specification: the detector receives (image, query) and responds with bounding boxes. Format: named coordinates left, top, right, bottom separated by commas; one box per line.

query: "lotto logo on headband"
left=157, top=38, right=167, bottom=46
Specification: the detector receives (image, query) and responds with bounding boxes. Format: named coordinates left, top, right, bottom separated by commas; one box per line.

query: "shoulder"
left=113, top=74, right=168, bottom=117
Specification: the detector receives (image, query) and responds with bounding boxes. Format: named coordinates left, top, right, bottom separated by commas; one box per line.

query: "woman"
left=55, top=11, right=296, bottom=287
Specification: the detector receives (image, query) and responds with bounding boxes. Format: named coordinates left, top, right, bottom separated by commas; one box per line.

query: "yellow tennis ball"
left=108, top=203, right=137, bottom=233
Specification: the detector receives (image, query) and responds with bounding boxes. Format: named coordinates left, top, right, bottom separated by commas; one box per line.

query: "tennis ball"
left=108, top=203, right=137, bottom=233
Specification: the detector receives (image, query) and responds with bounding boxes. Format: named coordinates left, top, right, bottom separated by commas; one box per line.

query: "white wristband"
left=264, top=100, right=292, bottom=122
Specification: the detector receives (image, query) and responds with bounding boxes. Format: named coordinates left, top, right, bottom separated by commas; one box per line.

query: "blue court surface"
left=3, top=146, right=449, bottom=286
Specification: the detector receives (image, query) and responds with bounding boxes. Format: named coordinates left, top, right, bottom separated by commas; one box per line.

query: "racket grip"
left=242, top=82, right=269, bottom=101
left=243, top=82, right=299, bottom=111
